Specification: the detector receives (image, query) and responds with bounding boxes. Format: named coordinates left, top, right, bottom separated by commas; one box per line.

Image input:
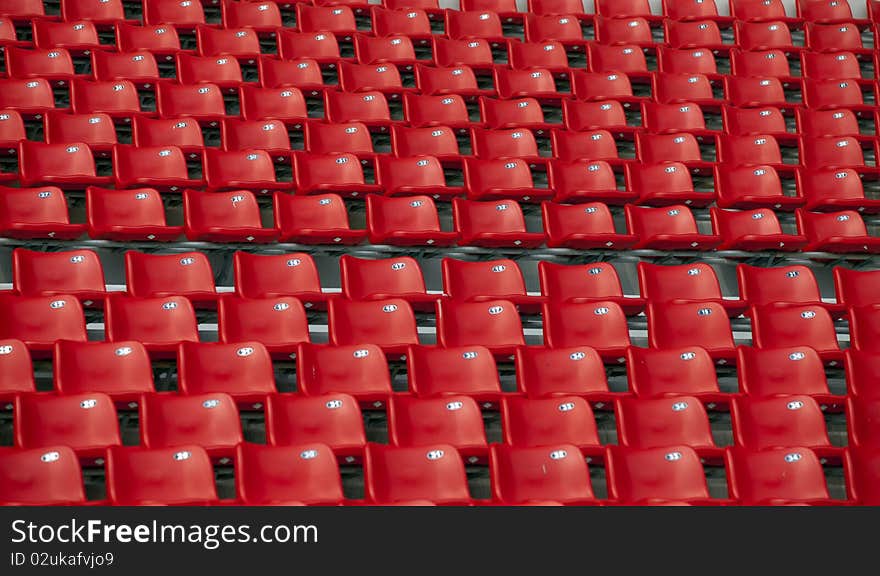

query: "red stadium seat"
left=736, top=263, right=829, bottom=307
left=627, top=162, right=713, bottom=207
left=258, top=57, right=325, bottom=92
left=646, top=301, right=736, bottom=359
left=725, top=446, right=832, bottom=505
left=376, top=155, right=463, bottom=199
left=131, top=117, right=204, bottom=153
left=354, top=34, right=418, bottom=66
left=196, top=25, right=261, bottom=61
left=292, top=153, right=376, bottom=197
left=471, top=128, right=540, bottom=160
left=0, top=295, right=86, bottom=352
left=489, top=444, right=596, bottom=505
left=711, top=207, right=808, bottom=251
left=366, top=194, right=459, bottom=246
left=637, top=261, right=743, bottom=315
left=177, top=341, right=276, bottom=405
left=328, top=298, right=419, bottom=355
left=441, top=257, right=543, bottom=312
left=502, top=396, right=601, bottom=452
left=113, top=145, right=201, bottom=192
left=848, top=395, right=880, bottom=447
left=538, top=261, right=643, bottom=314
left=606, top=445, right=715, bottom=505
left=32, top=19, right=100, bottom=53
left=664, top=19, right=725, bottom=48
left=0, top=339, right=35, bottom=405
left=595, top=16, right=654, bottom=46
left=542, top=202, right=638, bottom=250
left=19, top=141, right=107, bottom=188
left=235, top=442, right=344, bottom=505
left=217, top=296, right=310, bottom=355
left=391, top=124, right=464, bottom=157
left=480, top=97, right=548, bottom=130
left=436, top=298, right=525, bottom=356
left=453, top=198, right=545, bottom=248
left=571, top=71, right=635, bottom=102
left=143, top=0, right=205, bottom=28
left=85, top=186, right=183, bottom=242
left=104, top=295, right=199, bottom=353
left=221, top=119, right=291, bottom=156
left=547, top=160, right=632, bottom=204
left=277, top=30, right=341, bottom=63
left=749, top=304, right=841, bottom=360
left=508, top=39, right=569, bottom=72
left=796, top=108, right=861, bottom=138
left=295, top=343, right=393, bottom=406
left=653, top=72, right=717, bottom=105
left=265, top=393, right=365, bottom=459
left=714, top=164, right=802, bottom=210
left=295, top=4, right=357, bottom=35
left=90, top=51, right=159, bottom=87
left=463, top=156, right=545, bottom=200
left=797, top=210, right=880, bottom=253
left=735, top=20, right=796, bottom=51
left=12, top=248, right=105, bottom=302
left=0, top=109, right=25, bottom=150
left=731, top=48, right=792, bottom=78
left=801, top=51, right=863, bottom=80
left=0, top=186, right=86, bottom=240
left=338, top=61, right=405, bottom=94
left=494, top=67, right=560, bottom=100
left=413, top=66, right=483, bottom=98
left=407, top=344, right=502, bottom=405
left=388, top=395, right=489, bottom=460
left=524, top=14, right=586, bottom=44
left=625, top=204, right=721, bottom=250
left=542, top=300, right=631, bottom=360
left=550, top=129, right=621, bottom=164
left=371, top=7, right=432, bottom=38
left=641, top=101, right=707, bottom=133
left=69, top=79, right=142, bottom=119
left=115, top=22, right=181, bottom=57
left=626, top=346, right=726, bottom=402
left=274, top=192, right=367, bottom=245
left=339, top=255, right=437, bottom=309
left=14, top=392, right=120, bottom=458
left=0, top=0, right=45, bottom=20
left=515, top=345, right=615, bottom=401
left=634, top=132, right=709, bottom=166
left=175, top=53, right=243, bottom=89
left=798, top=0, right=853, bottom=21
left=222, top=1, right=282, bottom=31
left=445, top=9, right=504, bottom=41
left=0, top=446, right=86, bottom=506
left=183, top=189, right=278, bottom=243
left=844, top=447, right=880, bottom=505
left=233, top=251, right=328, bottom=305
left=724, top=76, right=788, bottom=108
left=834, top=267, right=880, bottom=308
left=305, top=121, right=374, bottom=156
left=802, top=136, right=872, bottom=170
left=203, top=148, right=285, bottom=193
left=432, top=36, right=495, bottom=68
left=589, top=43, right=649, bottom=75
left=156, top=82, right=226, bottom=124
left=364, top=444, right=472, bottom=505
left=140, top=392, right=242, bottom=459
left=54, top=340, right=154, bottom=403
left=803, top=78, right=867, bottom=109
left=5, top=47, right=75, bottom=85
left=44, top=112, right=117, bottom=153
left=847, top=305, right=880, bottom=353
left=722, top=105, right=789, bottom=137
left=616, top=395, right=718, bottom=451
left=805, top=22, right=866, bottom=51
left=737, top=345, right=840, bottom=402
left=124, top=250, right=216, bottom=302
left=106, top=445, right=218, bottom=505
left=731, top=394, right=833, bottom=451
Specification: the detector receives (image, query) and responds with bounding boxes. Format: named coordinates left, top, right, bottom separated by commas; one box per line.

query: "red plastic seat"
left=413, top=65, right=482, bottom=98
left=502, top=396, right=601, bottom=452
left=235, top=442, right=344, bottom=505
left=403, top=93, right=471, bottom=128
left=480, top=97, right=547, bottom=130
left=636, top=132, right=709, bottom=166
left=664, top=19, right=725, bottom=48
left=177, top=341, right=275, bottom=406
left=432, top=36, right=495, bottom=68
left=749, top=303, right=841, bottom=359
left=131, top=117, right=204, bottom=153
left=365, top=444, right=472, bottom=505
left=542, top=202, right=638, bottom=250
left=388, top=395, right=488, bottom=461
left=595, top=0, right=652, bottom=17
left=617, top=394, right=717, bottom=451
left=12, top=248, right=105, bottom=302
left=606, top=445, right=714, bottom=505
left=627, top=162, right=713, bottom=207
left=371, top=7, right=432, bottom=38
left=217, top=296, right=309, bottom=355
left=324, top=90, right=391, bottom=126
left=183, top=189, right=278, bottom=243
left=19, top=141, right=107, bottom=188
left=238, top=85, right=307, bottom=127
left=0, top=339, right=35, bottom=405
left=595, top=16, right=654, bottom=46
left=848, top=396, right=880, bottom=447
left=376, top=155, right=462, bottom=199
left=806, top=22, right=866, bottom=51
left=571, top=71, right=635, bottom=102
left=305, top=121, right=374, bottom=156
left=195, top=25, right=260, bottom=61
left=0, top=446, right=86, bottom=506
left=385, top=0, right=442, bottom=11
left=524, top=14, right=586, bottom=44
left=626, top=346, right=726, bottom=402
left=463, top=158, right=549, bottom=202
left=176, top=53, right=243, bottom=89
left=296, top=343, right=393, bottom=405
left=0, top=0, right=45, bottom=20
left=719, top=134, right=789, bottom=167
left=834, top=267, right=880, bottom=308
left=106, top=445, right=218, bottom=505
left=104, top=295, right=199, bottom=353
left=494, top=67, right=560, bottom=99
left=730, top=48, right=792, bottom=78
left=542, top=300, right=631, bottom=360
left=844, top=447, right=880, bottom=505
left=14, top=392, right=120, bottom=458
left=408, top=345, right=503, bottom=403
left=295, top=4, right=357, bottom=35
left=140, top=392, right=242, bottom=459
left=356, top=34, right=419, bottom=66
left=203, top=148, right=284, bottom=193
left=550, top=129, right=621, bottom=163
left=232, top=251, right=326, bottom=305
left=471, top=127, right=540, bottom=160
left=637, top=261, right=741, bottom=313
left=515, top=345, right=614, bottom=400
left=796, top=108, right=861, bottom=137
left=258, top=57, right=325, bottom=92
left=338, top=61, right=405, bottom=94
left=802, top=136, right=870, bottom=169
left=339, top=255, right=437, bottom=309
left=328, top=298, right=419, bottom=355
left=265, top=393, right=365, bottom=460
left=85, top=186, right=182, bottom=242
left=365, top=194, right=459, bottom=247
left=731, top=394, right=832, bottom=451
left=646, top=301, right=736, bottom=359
left=725, top=446, right=832, bottom=505
left=803, top=78, right=866, bottom=109
left=445, top=9, right=504, bottom=41
left=801, top=51, right=863, bottom=79
left=0, top=186, right=85, bottom=240
left=222, top=1, right=282, bottom=31
left=658, top=47, right=719, bottom=75
left=221, top=118, right=290, bottom=156
left=124, top=250, right=216, bottom=302
left=641, top=101, right=707, bottom=133
left=711, top=207, right=808, bottom=251
left=847, top=305, right=880, bottom=353
left=436, top=298, right=525, bottom=356
left=538, top=261, right=643, bottom=313
left=156, top=82, right=226, bottom=124
left=143, top=0, right=205, bottom=28
left=54, top=340, right=154, bottom=403
left=0, top=295, right=86, bottom=352
left=737, top=345, right=839, bottom=402
left=293, top=152, right=375, bottom=197
left=32, top=19, right=100, bottom=53
left=441, top=258, right=543, bottom=312
left=714, top=164, right=802, bottom=210
left=43, top=112, right=117, bottom=153
left=726, top=76, right=790, bottom=109
left=625, top=204, right=721, bottom=250
left=69, top=79, right=142, bottom=119
left=799, top=0, right=854, bottom=21
left=115, top=22, right=181, bottom=57
left=735, top=20, right=796, bottom=51
left=90, top=50, right=159, bottom=87
left=391, top=124, right=464, bottom=157
left=274, top=192, right=366, bottom=245
left=547, top=160, right=632, bottom=205
left=797, top=209, right=880, bottom=253
left=589, top=43, right=649, bottom=74
left=0, top=109, right=25, bottom=150
left=653, top=72, right=717, bottom=105
left=5, top=47, right=75, bottom=84
left=722, top=105, right=789, bottom=136
left=507, top=39, right=569, bottom=72
left=113, top=144, right=201, bottom=192
left=452, top=198, right=545, bottom=248
left=737, top=265, right=825, bottom=308
left=489, top=444, right=596, bottom=505
left=277, top=30, right=341, bottom=63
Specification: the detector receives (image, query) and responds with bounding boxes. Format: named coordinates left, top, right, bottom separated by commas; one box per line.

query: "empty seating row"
left=1, top=442, right=875, bottom=506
